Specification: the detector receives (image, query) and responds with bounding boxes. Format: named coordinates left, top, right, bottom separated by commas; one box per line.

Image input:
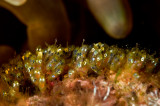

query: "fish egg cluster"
left=0, top=42, right=160, bottom=105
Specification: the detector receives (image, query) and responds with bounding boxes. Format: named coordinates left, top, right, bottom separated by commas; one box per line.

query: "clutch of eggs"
left=0, top=42, right=160, bottom=105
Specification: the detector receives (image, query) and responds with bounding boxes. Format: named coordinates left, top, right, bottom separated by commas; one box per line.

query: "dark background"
left=0, top=0, right=160, bottom=54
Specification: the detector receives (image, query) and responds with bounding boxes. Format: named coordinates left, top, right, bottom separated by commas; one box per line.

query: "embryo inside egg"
left=0, top=42, right=160, bottom=105
left=0, top=0, right=160, bottom=105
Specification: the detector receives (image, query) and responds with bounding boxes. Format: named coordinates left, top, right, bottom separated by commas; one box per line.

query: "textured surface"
left=0, top=42, right=160, bottom=105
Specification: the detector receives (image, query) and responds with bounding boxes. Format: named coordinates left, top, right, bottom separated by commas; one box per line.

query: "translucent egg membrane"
left=0, top=42, right=160, bottom=105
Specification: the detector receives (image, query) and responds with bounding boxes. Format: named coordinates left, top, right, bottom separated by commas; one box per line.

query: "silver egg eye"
left=1, top=42, right=159, bottom=105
